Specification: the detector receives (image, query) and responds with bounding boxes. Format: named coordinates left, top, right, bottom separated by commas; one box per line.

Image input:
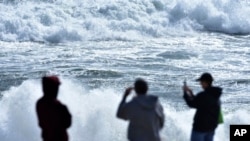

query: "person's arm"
left=36, top=101, right=43, bottom=128
left=36, top=100, right=47, bottom=128
left=156, top=100, right=164, bottom=129
left=184, top=90, right=209, bottom=109
left=57, top=101, right=71, bottom=129
left=116, top=87, right=133, bottom=120
left=61, top=105, right=72, bottom=128
left=183, top=86, right=199, bottom=108
left=184, top=94, right=198, bottom=108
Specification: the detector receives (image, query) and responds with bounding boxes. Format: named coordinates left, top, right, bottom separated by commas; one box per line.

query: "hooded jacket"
left=36, top=98, right=71, bottom=141
left=183, top=86, right=222, bottom=132
left=117, top=95, right=164, bottom=141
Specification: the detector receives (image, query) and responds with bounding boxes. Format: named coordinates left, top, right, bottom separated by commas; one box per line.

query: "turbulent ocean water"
left=0, top=0, right=250, bottom=141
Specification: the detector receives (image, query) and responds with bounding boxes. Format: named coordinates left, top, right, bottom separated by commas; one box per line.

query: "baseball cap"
left=196, top=73, right=213, bottom=82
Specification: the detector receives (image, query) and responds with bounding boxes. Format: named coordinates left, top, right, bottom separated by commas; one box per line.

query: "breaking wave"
left=0, top=0, right=250, bottom=42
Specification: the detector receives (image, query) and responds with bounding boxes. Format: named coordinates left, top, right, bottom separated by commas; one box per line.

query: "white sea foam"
left=0, top=0, right=249, bottom=42
left=0, top=78, right=249, bottom=141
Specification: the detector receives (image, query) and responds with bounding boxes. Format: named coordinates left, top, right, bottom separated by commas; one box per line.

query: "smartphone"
left=183, top=79, right=192, bottom=97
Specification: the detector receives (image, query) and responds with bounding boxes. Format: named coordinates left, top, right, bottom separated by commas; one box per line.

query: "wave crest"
left=0, top=0, right=249, bottom=42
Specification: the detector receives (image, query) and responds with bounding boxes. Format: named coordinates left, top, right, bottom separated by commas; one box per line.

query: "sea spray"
left=0, top=0, right=250, bottom=43
left=0, top=78, right=250, bottom=141
left=0, top=78, right=128, bottom=141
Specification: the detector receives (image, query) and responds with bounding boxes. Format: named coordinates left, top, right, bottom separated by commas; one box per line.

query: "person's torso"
left=126, top=95, right=161, bottom=141
left=37, top=98, right=69, bottom=141
left=193, top=91, right=220, bottom=132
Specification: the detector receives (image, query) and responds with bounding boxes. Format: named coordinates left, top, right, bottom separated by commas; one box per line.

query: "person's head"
left=134, top=78, right=148, bottom=95
left=196, top=73, right=213, bottom=89
left=42, top=76, right=61, bottom=99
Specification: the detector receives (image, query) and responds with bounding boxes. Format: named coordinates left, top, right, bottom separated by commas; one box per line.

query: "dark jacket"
left=36, top=98, right=71, bottom=141
left=183, top=86, right=222, bottom=132
left=117, top=95, right=164, bottom=141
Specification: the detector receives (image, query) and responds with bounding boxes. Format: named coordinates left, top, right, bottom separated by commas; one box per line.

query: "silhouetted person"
left=36, top=76, right=71, bottom=141
left=117, top=78, right=164, bottom=141
left=183, top=73, right=222, bottom=141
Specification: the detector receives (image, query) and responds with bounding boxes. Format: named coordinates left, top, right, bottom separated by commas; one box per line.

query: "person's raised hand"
left=183, top=85, right=194, bottom=97
left=124, top=87, right=134, bottom=98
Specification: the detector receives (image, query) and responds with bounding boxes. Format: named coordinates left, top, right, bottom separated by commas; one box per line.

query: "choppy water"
left=0, top=0, right=250, bottom=141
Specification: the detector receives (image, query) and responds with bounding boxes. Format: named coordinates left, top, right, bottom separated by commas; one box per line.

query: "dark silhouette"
left=183, top=73, right=222, bottom=141
left=36, top=76, right=71, bottom=141
left=117, top=78, right=164, bottom=141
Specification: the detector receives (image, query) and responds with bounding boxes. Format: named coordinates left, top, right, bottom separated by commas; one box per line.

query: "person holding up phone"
left=183, top=73, right=222, bottom=141
left=117, top=78, right=165, bottom=141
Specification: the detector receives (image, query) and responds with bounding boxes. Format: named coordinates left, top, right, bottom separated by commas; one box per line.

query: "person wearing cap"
left=183, top=73, right=222, bottom=141
left=36, top=76, right=72, bottom=141
left=116, top=78, right=165, bottom=141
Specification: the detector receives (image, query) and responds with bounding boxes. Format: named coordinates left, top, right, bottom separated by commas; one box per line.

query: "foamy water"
left=0, top=79, right=249, bottom=141
left=0, top=0, right=250, bottom=43
left=0, top=0, right=250, bottom=141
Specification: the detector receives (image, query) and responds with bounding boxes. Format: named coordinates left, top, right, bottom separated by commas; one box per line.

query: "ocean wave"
left=0, top=78, right=249, bottom=141
left=0, top=0, right=250, bottom=42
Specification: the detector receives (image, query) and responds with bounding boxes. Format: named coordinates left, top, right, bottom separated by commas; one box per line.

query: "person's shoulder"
left=195, top=91, right=206, bottom=98
left=36, top=98, right=42, bottom=109
left=209, top=86, right=223, bottom=93
left=55, top=100, right=69, bottom=109
left=147, top=95, right=159, bottom=101
left=148, top=95, right=158, bottom=98
left=54, top=100, right=66, bottom=107
left=36, top=97, right=49, bottom=110
left=126, top=98, right=136, bottom=104
left=52, top=101, right=69, bottom=114
left=124, top=97, right=139, bottom=107
left=133, top=95, right=158, bottom=101
left=36, top=97, right=42, bottom=103
left=36, top=97, right=46, bottom=105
